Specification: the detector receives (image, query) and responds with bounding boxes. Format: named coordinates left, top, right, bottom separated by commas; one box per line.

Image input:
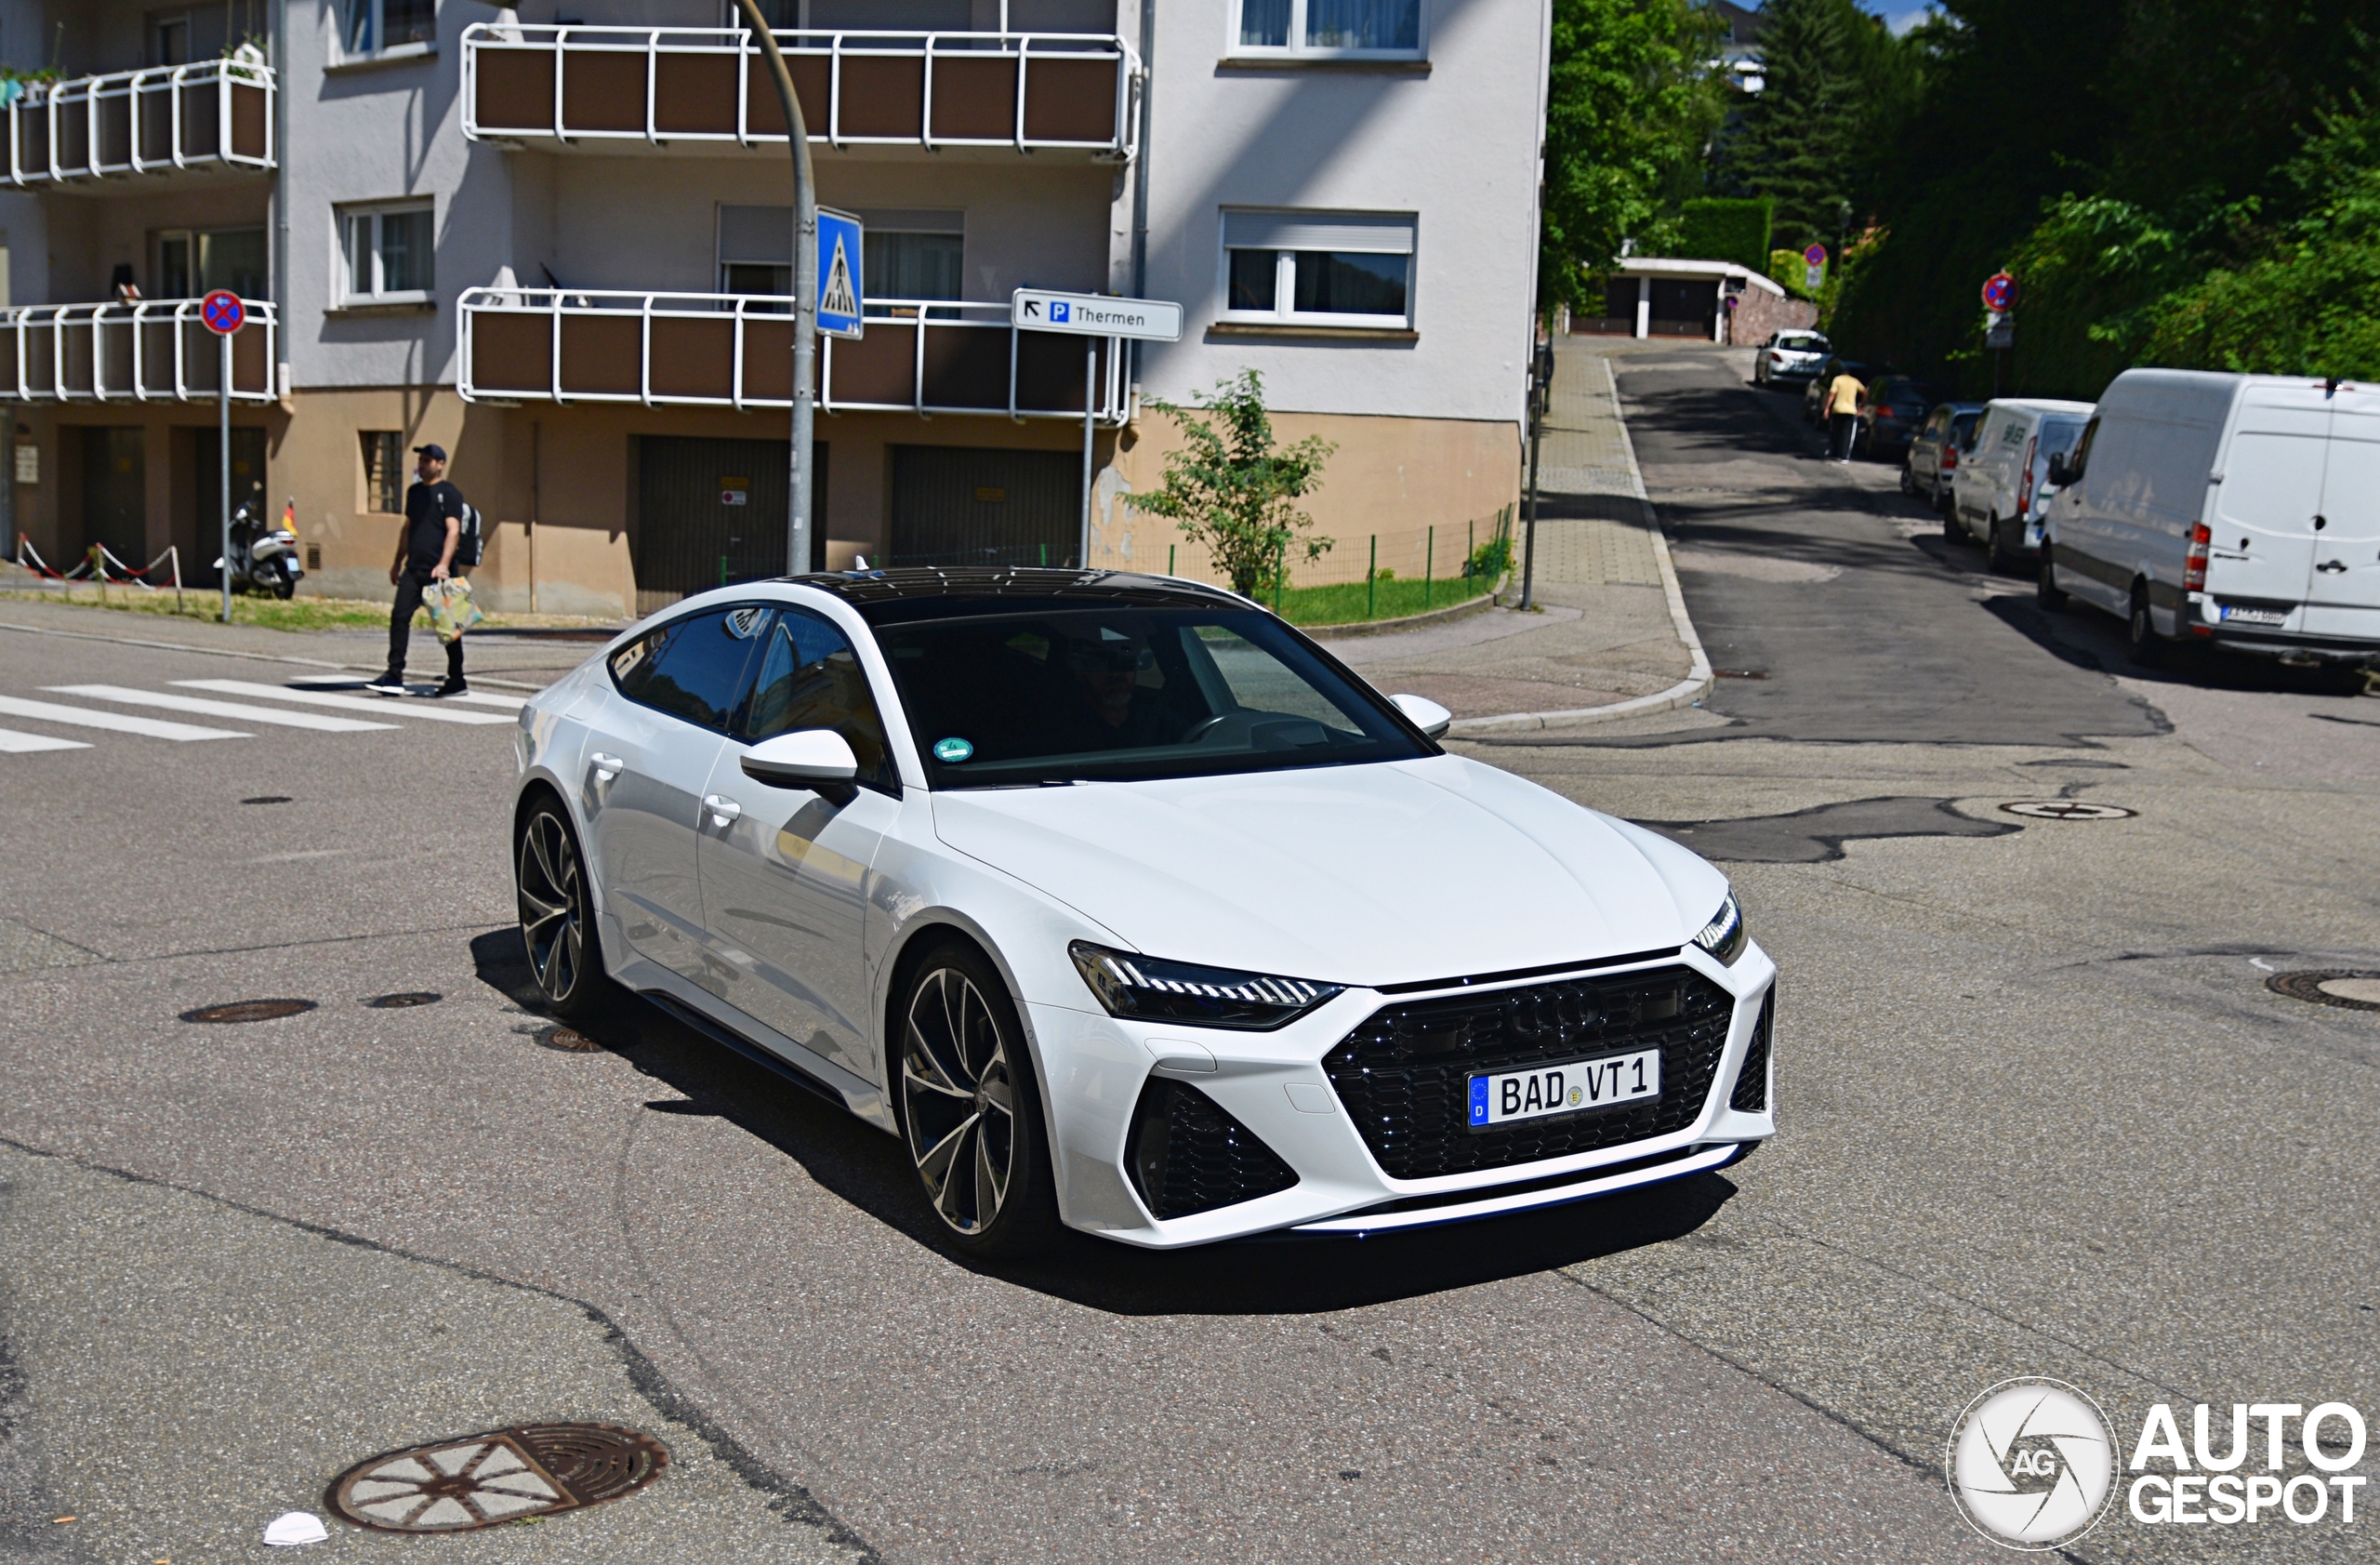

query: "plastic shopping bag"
left=423, top=577, right=484, bottom=644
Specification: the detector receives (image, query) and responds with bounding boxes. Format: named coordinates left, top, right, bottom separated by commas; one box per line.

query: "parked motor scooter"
left=216, top=498, right=304, bottom=600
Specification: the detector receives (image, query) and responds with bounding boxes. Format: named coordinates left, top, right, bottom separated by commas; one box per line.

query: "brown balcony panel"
left=836, top=54, right=923, bottom=139
left=54, top=110, right=89, bottom=174
left=559, top=315, right=642, bottom=396
left=470, top=312, right=555, bottom=395
left=648, top=316, right=738, bottom=401
left=920, top=325, right=1012, bottom=411
left=94, top=96, right=132, bottom=169
left=562, top=48, right=648, bottom=135
left=137, top=94, right=173, bottom=164
left=1014, top=333, right=1105, bottom=414
left=230, top=81, right=267, bottom=159
left=12, top=112, right=49, bottom=173
left=743, top=56, right=830, bottom=138
left=232, top=326, right=270, bottom=395
left=1022, top=58, right=1119, bottom=143
left=826, top=324, right=917, bottom=406
left=653, top=53, right=737, bottom=137
left=742, top=317, right=796, bottom=397
left=138, top=324, right=180, bottom=395
left=929, top=57, right=1018, bottom=140
left=474, top=47, right=557, bottom=135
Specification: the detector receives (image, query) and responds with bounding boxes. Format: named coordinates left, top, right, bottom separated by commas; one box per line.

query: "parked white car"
left=1753, top=328, right=1831, bottom=387
left=1950, top=398, right=2094, bottom=571
left=511, top=571, right=1777, bottom=1253
left=2041, top=370, right=2380, bottom=664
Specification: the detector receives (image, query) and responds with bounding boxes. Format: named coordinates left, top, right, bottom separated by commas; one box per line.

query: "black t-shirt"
left=404, top=480, right=466, bottom=570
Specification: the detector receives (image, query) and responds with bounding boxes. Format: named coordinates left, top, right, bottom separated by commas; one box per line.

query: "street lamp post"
left=732, top=0, right=818, bottom=577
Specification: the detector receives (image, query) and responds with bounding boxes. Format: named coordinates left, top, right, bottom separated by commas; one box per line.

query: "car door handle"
left=702, top=794, right=743, bottom=826
left=2317, top=560, right=2348, bottom=573
left=589, top=752, right=624, bottom=782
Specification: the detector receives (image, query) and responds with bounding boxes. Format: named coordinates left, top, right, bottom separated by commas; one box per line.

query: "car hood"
left=929, top=756, right=1726, bottom=988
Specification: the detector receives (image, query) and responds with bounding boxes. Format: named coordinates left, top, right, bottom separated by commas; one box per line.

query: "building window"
left=157, top=228, right=269, bottom=300
left=1220, top=211, right=1414, bottom=328
left=864, top=226, right=963, bottom=301
left=344, top=0, right=437, bottom=57
left=153, top=14, right=192, bottom=66
left=1236, top=0, right=1422, bottom=57
left=361, top=432, right=403, bottom=514
left=718, top=206, right=965, bottom=308
left=339, top=204, right=434, bottom=304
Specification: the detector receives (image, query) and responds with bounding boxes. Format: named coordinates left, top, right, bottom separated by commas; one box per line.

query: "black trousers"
left=1828, top=412, right=1858, bottom=460
left=389, top=568, right=464, bottom=678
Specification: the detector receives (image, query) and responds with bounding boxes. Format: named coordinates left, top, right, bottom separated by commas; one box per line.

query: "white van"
left=1950, top=398, right=2095, bottom=571
left=2040, top=369, right=2380, bottom=664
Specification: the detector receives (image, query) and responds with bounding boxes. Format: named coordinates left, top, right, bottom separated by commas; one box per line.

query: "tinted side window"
left=616, top=606, right=767, bottom=732
left=744, top=608, right=898, bottom=793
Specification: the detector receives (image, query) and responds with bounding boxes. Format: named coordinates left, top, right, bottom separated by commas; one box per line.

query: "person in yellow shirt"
left=1825, top=367, right=1867, bottom=462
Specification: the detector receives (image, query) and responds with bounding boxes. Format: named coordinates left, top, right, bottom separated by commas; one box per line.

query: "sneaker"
left=364, top=670, right=406, bottom=695
left=433, top=676, right=469, bottom=698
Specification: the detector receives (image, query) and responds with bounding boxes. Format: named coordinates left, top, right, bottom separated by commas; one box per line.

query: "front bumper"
left=1027, top=943, right=1778, bottom=1247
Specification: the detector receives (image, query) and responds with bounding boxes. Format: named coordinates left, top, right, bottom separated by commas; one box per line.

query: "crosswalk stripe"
left=446, top=691, right=529, bottom=710
left=0, top=694, right=246, bottom=741
left=45, top=685, right=400, bottom=733
left=0, top=725, right=91, bottom=753
left=171, top=680, right=516, bottom=725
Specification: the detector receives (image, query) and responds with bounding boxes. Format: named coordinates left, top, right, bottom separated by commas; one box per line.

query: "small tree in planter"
left=1139, top=370, right=1335, bottom=598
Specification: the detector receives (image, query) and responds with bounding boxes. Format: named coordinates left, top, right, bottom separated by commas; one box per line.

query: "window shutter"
left=1222, top=210, right=1415, bottom=255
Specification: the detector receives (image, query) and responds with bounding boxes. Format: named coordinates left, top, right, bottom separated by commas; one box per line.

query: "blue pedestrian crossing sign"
left=815, top=207, right=863, bottom=339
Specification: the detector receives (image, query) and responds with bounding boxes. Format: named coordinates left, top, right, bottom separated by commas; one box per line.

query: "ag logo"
left=1946, top=1378, right=2117, bottom=1549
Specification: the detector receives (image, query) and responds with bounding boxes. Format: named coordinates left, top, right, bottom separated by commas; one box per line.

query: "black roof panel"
left=785, top=566, right=1250, bottom=622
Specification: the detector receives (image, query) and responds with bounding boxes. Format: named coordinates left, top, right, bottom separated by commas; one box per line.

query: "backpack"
left=453, top=500, right=484, bottom=568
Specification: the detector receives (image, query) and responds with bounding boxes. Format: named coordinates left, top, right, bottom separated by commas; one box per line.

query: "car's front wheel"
left=516, top=796, right=607, bottom=1019
left=895, top=942, right=1062, bottom=1258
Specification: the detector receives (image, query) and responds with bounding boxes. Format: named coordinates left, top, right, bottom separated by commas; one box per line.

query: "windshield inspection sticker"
left=933, top=737, right=974, bottom=763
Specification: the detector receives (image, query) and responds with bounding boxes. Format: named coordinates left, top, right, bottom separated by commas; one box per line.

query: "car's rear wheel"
left=896, top=943, right=1061, bottom=1258
left=2128, top=587, right=2166, bottom=665
left=2038, top=546, right=2069, bottom=610
left=1987, top=513, right=2018, bottom=573
left=516, top=797, right=606, bottom=1020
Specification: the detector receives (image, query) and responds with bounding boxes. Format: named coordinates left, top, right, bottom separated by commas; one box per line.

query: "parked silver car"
left=1753, top=329, right=1831, bottom=388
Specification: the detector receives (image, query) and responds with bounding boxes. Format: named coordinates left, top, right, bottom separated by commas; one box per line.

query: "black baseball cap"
left=413, top=443, right=447, bottom=462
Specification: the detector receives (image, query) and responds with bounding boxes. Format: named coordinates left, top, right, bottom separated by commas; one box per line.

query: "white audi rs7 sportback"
left=510, top=569, right=1776, bottom=1254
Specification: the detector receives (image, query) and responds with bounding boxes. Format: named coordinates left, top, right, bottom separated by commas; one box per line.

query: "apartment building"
left=0, top=0, right=1548, bottom=616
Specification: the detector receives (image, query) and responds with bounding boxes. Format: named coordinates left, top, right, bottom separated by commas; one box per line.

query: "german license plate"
left=2220, top=604, right=2288, bottom=625
left=1468, top=1048, right=1660, bottom=1129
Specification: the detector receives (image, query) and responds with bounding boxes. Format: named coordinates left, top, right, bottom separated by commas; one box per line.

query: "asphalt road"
left=1, top=349, right=2374, bottom=1563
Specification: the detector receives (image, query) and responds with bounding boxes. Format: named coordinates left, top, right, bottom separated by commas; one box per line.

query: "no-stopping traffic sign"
left=1981, top=272, right=2017, bottom=313
left=201, top=289, right=245, bottom=336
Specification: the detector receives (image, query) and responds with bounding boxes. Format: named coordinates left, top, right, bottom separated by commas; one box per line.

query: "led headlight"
left=1693, top=890, right=1748, bottom=965
left=1067, top=942, right=1343, bottom=1031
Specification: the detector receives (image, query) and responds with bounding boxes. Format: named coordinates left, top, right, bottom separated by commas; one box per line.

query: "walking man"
left=1824, top=365, right=1866, bottom=463
left=367, top=444, right=469, bottom=696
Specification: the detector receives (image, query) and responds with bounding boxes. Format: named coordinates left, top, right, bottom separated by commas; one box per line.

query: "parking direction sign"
left=1012, top=289, right=1183, bottom=341
left=201, top=290, right=245, bottom=336
left=815, top=207, right=863, bottom=339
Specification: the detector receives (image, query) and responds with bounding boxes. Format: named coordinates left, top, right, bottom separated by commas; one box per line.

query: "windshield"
left=869, top=604, right=1435, bottom=788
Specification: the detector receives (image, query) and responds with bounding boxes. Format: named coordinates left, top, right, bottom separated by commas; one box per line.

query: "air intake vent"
left=1125, top=1079, right=1299, bottom=1220
left=1730, top=993, right=1773, bottom=1113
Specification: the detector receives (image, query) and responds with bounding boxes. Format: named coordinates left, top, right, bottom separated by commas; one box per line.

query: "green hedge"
left=1676, top=197, right=1774, bottom=272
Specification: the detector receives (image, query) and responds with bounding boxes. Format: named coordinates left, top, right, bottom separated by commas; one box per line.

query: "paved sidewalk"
left=1318, top=338, right=1710, bottom=729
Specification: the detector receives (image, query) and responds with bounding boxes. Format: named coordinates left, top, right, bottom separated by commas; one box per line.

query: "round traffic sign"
left=1803, top=243, right=1828, bottom=267
left=201, top=289, right=245, bottom=336
left=1981, top=271, right=2016, bottom=312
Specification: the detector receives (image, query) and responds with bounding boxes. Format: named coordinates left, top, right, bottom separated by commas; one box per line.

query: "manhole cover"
left=539, top=1026, right=602, bottom=1052
left=1998, top=801, right=2137, bottom=820
left=180, top=999, right=317, bottom=1024
left=364, top=991, right=442, bottom=1009
left=328, top=1423, right=667, bottom=1533
left=2268, top=971, right=2380, bottom=1011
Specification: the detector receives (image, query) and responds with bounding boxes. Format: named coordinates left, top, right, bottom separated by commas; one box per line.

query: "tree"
left=1539, top=0, right=1724, bottom=309
left=1718, top=0, right=1859, bottom=250
left=1138, top=371, right=1335, bottom=598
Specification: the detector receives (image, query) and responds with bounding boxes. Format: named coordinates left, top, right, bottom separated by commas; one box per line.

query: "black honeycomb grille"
left=1125, top=1079, right=1300, bottom=1220
left=1323, top=965, right=1737, bottom=1180
left=1730, top=994, right=1773, bottom=1112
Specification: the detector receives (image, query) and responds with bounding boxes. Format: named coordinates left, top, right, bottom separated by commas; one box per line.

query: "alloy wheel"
left=901, top=966, right=1017, bottom=1236
left=517, top=810, right=586, bottom=1006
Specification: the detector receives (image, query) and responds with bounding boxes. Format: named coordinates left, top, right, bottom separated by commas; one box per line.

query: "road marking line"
left=444, top=691, right=528, bottom=710
left=0, top=695, right=245, bottom=741
left=44, top=685, right=399, bottom=733
left=171, top=681, right=515, bottom=725
left=0, top=725, right=90, bottom=753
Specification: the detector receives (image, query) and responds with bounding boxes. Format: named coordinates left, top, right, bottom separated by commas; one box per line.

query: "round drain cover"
left=2267, top=971, right=2380, bottom=1012
left=180, top=999, right=317, bottom=1024
left=539, top=1026, right=602, bottom=1053
left=364, top=991, right=442, bottom=1009
left=329, top=1423, right=667, bottom=1533
left=1998, top=801, right=2136, bottom=820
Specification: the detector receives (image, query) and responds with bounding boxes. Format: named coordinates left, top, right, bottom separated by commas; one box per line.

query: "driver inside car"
left=1058, top=629, right=1187, bottom=749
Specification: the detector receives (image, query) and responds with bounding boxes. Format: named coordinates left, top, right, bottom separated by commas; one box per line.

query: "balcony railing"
left=5, top=59, right=275, bottom=186
left=462, top=24, right=1140, bottom=158
left=457, top=288, right=1127, bottom=424
left=0, top=300, right=278, bottom=403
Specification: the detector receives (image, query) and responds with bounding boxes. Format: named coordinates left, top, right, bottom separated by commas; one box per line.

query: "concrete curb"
left=1445, top=356, right=1713, bottom=736
left=1305, top=574, right=1508, bottom=640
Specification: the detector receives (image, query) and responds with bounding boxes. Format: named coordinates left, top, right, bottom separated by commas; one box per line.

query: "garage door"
left=634, top=435, right=826, bottom=610
left=888, top=445, right=1078, bottom=568
left=1648, top=280, right=1718, bottom=338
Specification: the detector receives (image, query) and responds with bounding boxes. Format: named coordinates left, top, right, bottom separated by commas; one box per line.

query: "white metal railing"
left=4, top=58, right=276, bottom=185
left=461, top=24, right=1141, bottom=157
left=457, top=287, right=1130, bottom=424
left=0, top=299, right=280, bottom=403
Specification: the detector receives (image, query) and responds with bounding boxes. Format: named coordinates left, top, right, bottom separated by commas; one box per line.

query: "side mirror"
left=1391, top=692, right=1452, bottom=739
left=2045, top=455, right=2071, bottom=486
left=741, top=728, right=859, bottom=793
